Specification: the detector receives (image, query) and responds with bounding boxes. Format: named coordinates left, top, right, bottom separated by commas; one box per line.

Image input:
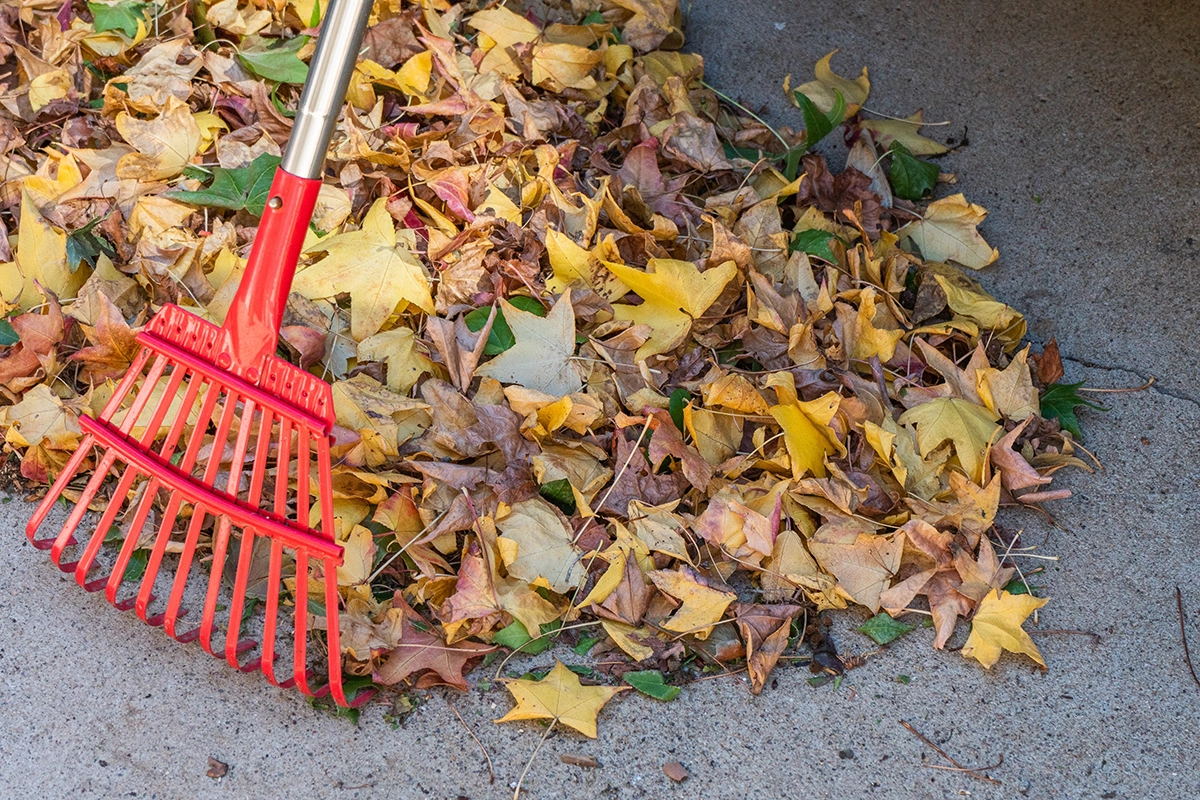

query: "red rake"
left=25, top=0, right=375, bottom=706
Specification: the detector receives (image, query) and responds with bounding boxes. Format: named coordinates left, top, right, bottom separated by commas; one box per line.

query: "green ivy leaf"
left=857, top=613, right=915, bottom=645
left=169, top=153, right=281, bottom=217
left=238, top=36, right=310, bottom=84
left=573, top=635, right=601, bottom=656
left=789, top=228, right=838, bottom=262
left=65, top=217, right=117, bottom=273
left=0, top=319, right=18, bottom=347
left=88, top=0, right=151, bottom=38
left=539, top=478, right=577, bottom=516
left=122, top=549, right=150, bottom=582
left=1040, top=381, right=1105, bottom=438
left=464, top=295, right=546, bottom=355
left=623, top=670, right=681, bottom=701
left=668, top=388, right=690, bottom=433
left=493, top=621, right=555, bottom=655
left=888, top=142, right=940, bottom=201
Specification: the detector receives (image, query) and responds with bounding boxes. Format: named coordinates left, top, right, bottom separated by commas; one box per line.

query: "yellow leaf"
left=28, top=69, right=70, bottom=112
left=899, top=398, right=1001, bottom=484
left=766, top=372, right=843, bottom=479
left=331, top=374, right=431, bottom=467
left=601, top=620, right=655, bottom=661
left=336, top=526, right=375, bottom=587
left=474, top=290, right=582, bottom=397
left=496, top=660, right=629, bottom=738
left=544, top=228, right=628, bottom=300
left=531, top=42, right=603, bottom=91
left=901, top=194, right=999, bottom=270
left=608, top=258, right=737, bottom=359
left=293, top=197, right=434, bottom=340
left=9, top=185, right=87, bottom=309
left=961, top=589, right=1049, bottom=668
left=357, top=327, right=434, bottom=394
left=476, top=184, right=523, bottom=224
left=193, top=110, right=227, bottom=153
left=648, top=568, right=736, bottom=640
left=395, top=50, right=433, bottom=96
left=807, top=522, right=902, bottom=613
left=467, top=7, right=541, bottom=49
left=575, top=550, right=627, bottom=608
left=840, top=286, right=903, bottom=362
left=495, top=497, right=586, bottom=594
left=860, top=111, right=949, bottom=156
left=115, top=100, right=202, bottom=181
left=933, top=274, right=1025, bottom=342
left=793, top=49, right=870, bottom=114
left=976, top=347, right=1039, bottom=421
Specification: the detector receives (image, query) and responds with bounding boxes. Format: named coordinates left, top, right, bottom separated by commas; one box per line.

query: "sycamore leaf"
left=933, top=274, right=1025, bottom=343
left=115, top=100, right=202, bottom=181
left=1, top=384, right=82, bottom=482
left=544, top=229, right=628, bottom=300
left=649, top=568, right=737, bottom=640
left=766, top=372, right=843, bottom=479
left=901, top=193, right=999, bottom=269
left=976, top=347, right=1039, bottom=421
left=28, top=69, right=71, bottom=112
left=474, top=290, right=583, bottom=397
left=496, top=497, right=586, bottom=594
left=961, top=588, right=1049, bottom=668
left=71, top=289, right=138, bottom=383
left=496, top=660, right=630, bottom=738
left=792, top=50, right=869, bottom=115
left=608, top=258, right=737, bottom=359
left=860, top=111, right=950, bottom=156
left=293, top=197, right=434, bottom=340
left=899, top=397, right=1001, bottom=484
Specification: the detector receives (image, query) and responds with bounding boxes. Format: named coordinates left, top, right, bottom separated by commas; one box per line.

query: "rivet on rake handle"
left=25, top=0, right=374, bottom=707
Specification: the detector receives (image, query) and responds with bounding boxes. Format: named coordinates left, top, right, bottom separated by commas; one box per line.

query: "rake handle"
left=220, top=0, right=374, bottom=378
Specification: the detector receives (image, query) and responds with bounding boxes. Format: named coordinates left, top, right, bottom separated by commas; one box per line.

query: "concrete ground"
left=3, top=1, right=1199, bottom=798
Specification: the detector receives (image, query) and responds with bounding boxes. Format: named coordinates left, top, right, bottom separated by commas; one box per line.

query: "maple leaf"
left=71, top=290, right=139, bottom=384
left=375, top=598, right=495, bottom=690
left=901, top=194, right=999, bottom=270
left=899, top=397, right=1002, bottom=484
left=1, top=384, right=82, bottom=482
left=766, top=372, right=844, bottom=479
left=961, top=589, right=1050, bottom=668
left=115, top=99, right=202, bottom=181
left=648, top=567, right=737, bottom=640
left=607, top=258, right=738, bottom=358
left=806, top=521, right=903, bottom=613
left=474, top=290, right=583, bottom=397
left=734, top=603, right=802, bottom=695
left=496, top=660, right=629, bottom=738
left=791, top=50, right=870, bottom=114
left=496, top=497, right=586, bottom=594
left=292, top=197, right=434, bottom=341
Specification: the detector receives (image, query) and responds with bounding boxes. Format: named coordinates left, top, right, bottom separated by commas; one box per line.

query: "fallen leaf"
left=901, top=194, right=999, bottom=269
left=961, top=588, right=1049, bottom=668
left=607, top=258, right=738, bottom=358
left=475, top=290, right=583, bottom=397
left=496, top=660, right=629, bottom=738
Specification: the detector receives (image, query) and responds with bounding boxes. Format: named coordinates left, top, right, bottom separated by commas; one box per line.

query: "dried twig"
left=898, top=720, right=1001, bottom=785
left=1177, top=587, right=1200, bottom=690
left=445, top=699, right=494, bottom=784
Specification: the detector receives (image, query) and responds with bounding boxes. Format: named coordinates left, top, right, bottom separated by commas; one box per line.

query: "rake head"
left=27, top=303, right=366, bottom=707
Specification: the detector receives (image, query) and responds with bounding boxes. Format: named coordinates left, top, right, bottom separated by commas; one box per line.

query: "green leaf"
left=170, top=153, right=282, bottom=217
left=0, top=319, right=18, bottom=346
left=895, top=674, right=912, bottom=684
left=1004, top=578, right=1040, bottom=597
left=857, top=613, right=915, bottom=645
left=88, top=0, right=151, bottom=38
left=464, top=296, right=546, bottom=355
left=888, top=142, right=940, bottom=201
left=789, top=229, right=837, bottom=262
left=623, top=670, right=681, bottom=701
left=668, top=388, right=690, bottom=433
left=574, top=635, right=601, bottom=656
left=796, top=88, right=846, bottom=150
left=238, top=36, right=310, bottom=84
left=493, top=621, right=554, bottom=655
left=539, top=478, right=576, bottom=516
left=122, top=549, right=149, bottom=582
left=66, top=217, right=116, bottom=273
left=1040, top=381, right=1105, bottom=438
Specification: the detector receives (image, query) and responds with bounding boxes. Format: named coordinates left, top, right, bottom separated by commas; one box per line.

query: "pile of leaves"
left=0, top=0, right=1099, bottom=733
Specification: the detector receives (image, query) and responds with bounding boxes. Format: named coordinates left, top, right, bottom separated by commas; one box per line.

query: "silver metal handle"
left=280, top=0, right=374, bottom=180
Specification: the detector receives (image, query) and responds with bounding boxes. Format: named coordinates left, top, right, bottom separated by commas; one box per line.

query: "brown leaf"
left=1036, top=337, right=1064, bottom=385
left=662, top=761, right=690, bottom=782
left=375, top=596, right=495, bottom=690
left=71, top=290, right=139, bottom=384
left=733, top=603, right=802, bottom=694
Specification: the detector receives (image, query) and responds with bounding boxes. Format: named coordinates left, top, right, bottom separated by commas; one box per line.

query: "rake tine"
left=105, top=361, right=193, bottom=606
left=26, top=433, right=96, bottom=545
left=73, top=355, right=177, bottom=590
left=162, top=381, right=229, bottom=641
left=292, top=547, right=313, bottom=696
left=46, top=448, right=117, bottom=566
left=199, top=397, right=259, bottom=659
left=260, top=539, right=291, bottom=687
left=134, top=370, right=210, bottom=624
left=177, top=387, right=242, bottom=650
left=226, top=405, right=276, bottom=671
left=315, top=433, right=359, bottom=706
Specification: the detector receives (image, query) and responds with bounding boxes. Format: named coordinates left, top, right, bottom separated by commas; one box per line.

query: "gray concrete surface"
left=3, top=1, right=1200, bottom=798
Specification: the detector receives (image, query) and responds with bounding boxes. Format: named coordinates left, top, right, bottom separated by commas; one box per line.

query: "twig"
left=926, top=755, right=1005, bottom=774
left=445, top=698, right=495, bottom=784
left=1177, top=587, right=1200, bottom=690
left=1078, top=378, right=1154, bottom=394
left=512, top=719, right=556, bottom=800
left=1028, top=629, right=1102, bottom=645
left=898, top=720, right=1001, bottom=785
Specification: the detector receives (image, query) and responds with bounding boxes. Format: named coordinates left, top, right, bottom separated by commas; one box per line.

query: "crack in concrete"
left=1062, top=355, right=1200, bottom=411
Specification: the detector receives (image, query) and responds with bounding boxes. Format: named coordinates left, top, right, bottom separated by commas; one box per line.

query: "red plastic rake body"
left=26, top=0, right=374, bottom=706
